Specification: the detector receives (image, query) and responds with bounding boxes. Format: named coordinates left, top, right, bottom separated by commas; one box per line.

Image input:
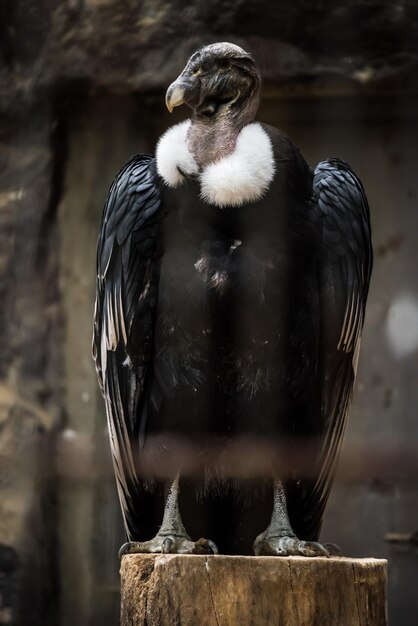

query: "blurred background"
left=0, top=1, right=417, bottom=625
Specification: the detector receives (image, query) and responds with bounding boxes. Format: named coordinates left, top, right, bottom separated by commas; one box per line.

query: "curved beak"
left=165, top=75, right=200, bottom=113
left=165, top=82, right=186, bottom=113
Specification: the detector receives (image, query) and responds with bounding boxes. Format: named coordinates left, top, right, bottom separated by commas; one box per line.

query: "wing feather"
left=289, top=158, right=372, bottom=541
left=92, top=154, right=161, bottom=539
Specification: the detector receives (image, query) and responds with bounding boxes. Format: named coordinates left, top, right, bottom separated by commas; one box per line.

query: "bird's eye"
left=200, top=59, right=212, bottom=73
left=218, top=58, right=230, bottom=70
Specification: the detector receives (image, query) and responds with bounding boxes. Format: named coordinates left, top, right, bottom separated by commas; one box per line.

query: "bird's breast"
left=156, top=227, right=292, bottom=395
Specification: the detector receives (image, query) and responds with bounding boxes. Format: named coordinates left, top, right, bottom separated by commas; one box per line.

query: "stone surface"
left=0, top=103, right=62, bottom=625
left=120, top=554, right=388, bottom=626
left=0, top=0, right=418, bottom=109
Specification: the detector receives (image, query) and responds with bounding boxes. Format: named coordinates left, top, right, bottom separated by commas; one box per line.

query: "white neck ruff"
left=155, top=120, right=275, bottom=208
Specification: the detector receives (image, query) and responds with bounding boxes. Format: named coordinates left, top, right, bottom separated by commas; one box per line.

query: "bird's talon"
left=119, top=541, right=133, bottom=559
left=254, top=535, right=333, bottom=558
left=324, top=542, right=342, bottom=556
left=207, top=539, right=219, bottom=555
left=119, top=534, right=217, bottom=556
left=192, top=538, right=219, bottom=555
left=162, top=537, right=174, bottom=553
left=299, top=541, right=330, bottom=557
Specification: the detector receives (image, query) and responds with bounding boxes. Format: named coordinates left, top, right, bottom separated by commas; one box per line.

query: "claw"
left=119, top=542, right=130, bottom=559
left=207, top=539, right=219, bottom=555
left=324, top=542, right=341, bottom=556
left=162, top=537, right=175, bottom=554
left=254, top=540, right=275, bottom=556
left=299, top=541, right=330, bottom=557
left=254, top=535, right=334, bottom=558
left=119, top=541, right=140, bottom=559
left=119, top=535, right=217, bottom=557
left=193, top=538, right=219, bottom=555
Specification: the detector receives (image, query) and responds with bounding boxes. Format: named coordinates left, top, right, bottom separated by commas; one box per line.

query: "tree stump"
left=120, top=554, right=387, bottom=626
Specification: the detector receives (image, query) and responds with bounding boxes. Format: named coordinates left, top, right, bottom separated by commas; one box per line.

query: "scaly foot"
left=119, top=534, right=218, bottom=558
left=253, top=532, right=340, bottom=557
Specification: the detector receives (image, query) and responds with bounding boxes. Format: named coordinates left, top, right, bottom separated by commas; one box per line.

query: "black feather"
left=287, top=158, right=372, bottom=541
left=93, top=131, right=372, bottom=552
left=93, top=154, right=161, bottom=538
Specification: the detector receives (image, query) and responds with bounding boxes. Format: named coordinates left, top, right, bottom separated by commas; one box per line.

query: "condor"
left=93, top=42, right=372, bottom=557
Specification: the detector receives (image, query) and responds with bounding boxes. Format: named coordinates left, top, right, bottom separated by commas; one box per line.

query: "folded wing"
left=288, top=158, right=373, bottom=541
left=92, top=155, right=161, bottom=539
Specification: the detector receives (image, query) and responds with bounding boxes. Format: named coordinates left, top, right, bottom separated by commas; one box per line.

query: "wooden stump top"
left=120, top=554, right=387, bottom=626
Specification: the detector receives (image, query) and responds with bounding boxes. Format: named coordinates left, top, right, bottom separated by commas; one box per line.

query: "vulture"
left=93, top=42, right=372, bottom=557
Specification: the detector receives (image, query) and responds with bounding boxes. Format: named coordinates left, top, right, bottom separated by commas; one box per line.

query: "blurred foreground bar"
left=51, top=431, right=418, bottom=485
left=120, top=554, right=387, bottom=626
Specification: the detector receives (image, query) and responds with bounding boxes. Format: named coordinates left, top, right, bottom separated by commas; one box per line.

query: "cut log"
left=120, top=554, right=387, bottom=626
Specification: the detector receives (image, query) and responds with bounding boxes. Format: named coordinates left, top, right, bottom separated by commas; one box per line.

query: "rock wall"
left=0, top=0, right=417, bottom=109
left=0, top=103, right=62, bottom=624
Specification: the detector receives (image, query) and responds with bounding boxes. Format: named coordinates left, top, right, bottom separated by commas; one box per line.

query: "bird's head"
left=166, top=42, right=261, bottom=123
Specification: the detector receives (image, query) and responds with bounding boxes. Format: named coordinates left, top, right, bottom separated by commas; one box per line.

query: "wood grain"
left=120, top=554, right=387, bottom=626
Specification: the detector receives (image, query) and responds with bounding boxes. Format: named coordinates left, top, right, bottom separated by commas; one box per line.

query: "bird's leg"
left=253, top=479, right=336, bottom=557
left=119, top=474, right=218, bottom=557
